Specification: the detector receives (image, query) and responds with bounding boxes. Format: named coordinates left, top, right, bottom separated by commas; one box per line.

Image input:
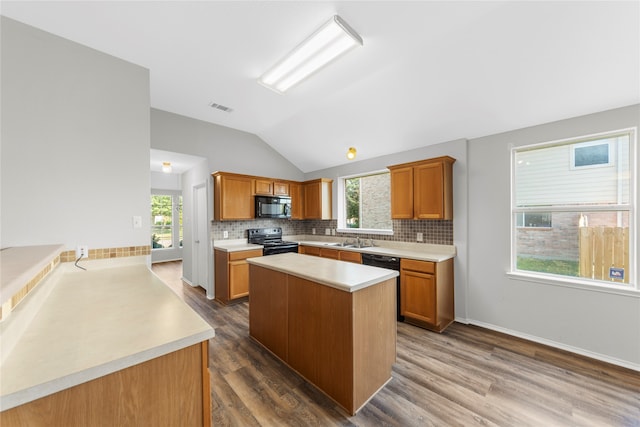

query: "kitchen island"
left=247, top=252, right=398, bottom=415
left=0, top=257, right=214, bottom=426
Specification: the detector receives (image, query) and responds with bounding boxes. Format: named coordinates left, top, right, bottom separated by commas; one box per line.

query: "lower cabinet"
left=214, top=248, right=263, bottom=304
left=0, top=342, right=211, bottom=427
left=400, top=258, right=454, bottom=332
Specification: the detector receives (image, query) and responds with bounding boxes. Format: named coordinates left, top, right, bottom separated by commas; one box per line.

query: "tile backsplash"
left=60, top=245, right=151, bottom=262
left=211, top=219, right=453, bottom=245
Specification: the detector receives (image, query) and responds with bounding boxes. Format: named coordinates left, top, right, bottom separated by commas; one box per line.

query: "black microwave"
left=255, top=196, right=291, bottom=219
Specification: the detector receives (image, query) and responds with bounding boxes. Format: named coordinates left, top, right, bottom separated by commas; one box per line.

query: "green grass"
left=517, top=257, right=579, bottom=277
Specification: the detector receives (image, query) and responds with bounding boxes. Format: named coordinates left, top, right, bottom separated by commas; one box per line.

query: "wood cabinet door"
left=389, top=166, right=414, bottom=219
left=229, top=260, right=250, bottom=299
left=400, top=269, right=436, bottom=325
left=219, top=175, right=254, bottom=220
left=303, top=181, right=321, bottom=219
left=290, top=182, right=304, bottom=219
left=254, top=179, right=273, bottom=195
left=274, top=181, right=290, bottom=196
left=413, top=161, right=444, bottom=219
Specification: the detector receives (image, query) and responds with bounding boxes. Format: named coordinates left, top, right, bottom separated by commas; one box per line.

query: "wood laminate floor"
left=151, top=261, right=640, bottom=427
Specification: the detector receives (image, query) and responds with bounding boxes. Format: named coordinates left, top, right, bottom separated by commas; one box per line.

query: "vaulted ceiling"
left=2, top=1, right=639, bottom=172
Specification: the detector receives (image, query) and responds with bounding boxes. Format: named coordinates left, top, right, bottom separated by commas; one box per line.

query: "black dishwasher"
left=361, top=253, right=403, bottom=322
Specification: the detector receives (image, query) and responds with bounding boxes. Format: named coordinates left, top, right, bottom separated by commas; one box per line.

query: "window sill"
left=336, top=228, right=394, bottom=236
left=506, top=271, right=639, bottom=298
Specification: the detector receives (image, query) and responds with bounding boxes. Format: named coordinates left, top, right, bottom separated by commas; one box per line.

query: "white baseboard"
left=182, top=277, right=214, bottom=299
left=465, top=319, right=639, bottom=372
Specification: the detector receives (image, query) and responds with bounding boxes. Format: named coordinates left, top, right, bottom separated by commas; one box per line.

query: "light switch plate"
left=133, top=216, right=142, bottom=229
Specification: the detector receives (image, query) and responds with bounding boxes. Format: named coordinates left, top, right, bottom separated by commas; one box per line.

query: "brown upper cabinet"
left=388, top=156, right=455, bottom=220
left=213, top=172, right=332, bottom=221
left=303, top=178, right=333, bottom=220
left=213, top=172, right=254, bottom=221
left=254, top=179, right=290, bottom=196
left=289, top=182, right=304, bottom=220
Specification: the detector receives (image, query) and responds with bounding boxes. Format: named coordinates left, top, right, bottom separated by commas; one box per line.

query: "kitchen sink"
left=324, top=242, right=371, bottom=249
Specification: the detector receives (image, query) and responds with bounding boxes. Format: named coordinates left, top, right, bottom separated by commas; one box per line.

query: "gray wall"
left=467, top=104, right=639, bottom=369
left=1, top=17, right=151, bottom=250
left=150, top=109, right=305, bottom=296
left=151, top=108, right=304, bottom=180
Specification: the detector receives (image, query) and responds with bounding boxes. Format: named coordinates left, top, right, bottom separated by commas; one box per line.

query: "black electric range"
left=247, top=227, right=299, bottom=256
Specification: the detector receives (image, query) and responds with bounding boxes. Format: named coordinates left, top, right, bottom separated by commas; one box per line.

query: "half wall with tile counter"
left=1, top=250, right=214, bottom=426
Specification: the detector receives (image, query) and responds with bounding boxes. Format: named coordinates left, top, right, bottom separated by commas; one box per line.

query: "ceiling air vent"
left=208, top=102, right=233, bottom=113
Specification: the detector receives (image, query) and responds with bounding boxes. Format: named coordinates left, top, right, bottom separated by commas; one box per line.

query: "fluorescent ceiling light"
left=258, top=15, right=363, bottom=93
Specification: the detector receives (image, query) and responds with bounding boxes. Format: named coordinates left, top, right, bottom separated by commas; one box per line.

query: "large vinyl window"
left=337, top=171, right=392, bottom=234
left=511, top=129, right=636, bottom=288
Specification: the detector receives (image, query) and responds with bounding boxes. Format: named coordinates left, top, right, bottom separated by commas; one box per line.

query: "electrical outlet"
left=325, top=228, right=331, bottom=235
left=416, top=232, right=423, bottom=242
left=331, top=229, right=336, bottom=236
left=312, top=228, right=316, bottom=235
left=76, top=245, right=89, bottom=259
left=223, top=231, right=229, bottom=239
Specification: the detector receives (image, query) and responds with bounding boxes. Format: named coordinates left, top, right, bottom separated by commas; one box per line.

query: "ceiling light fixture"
left=162, top=162, right=172, bottom=173
left=258, top=15, right=363, bottom=94
left=346, top=147, right=357, bottom=160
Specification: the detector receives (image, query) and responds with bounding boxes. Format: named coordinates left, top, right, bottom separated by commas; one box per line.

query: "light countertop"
left=296, top=240, right=455, bottom=262
left=0, top=259, right=214, bottom=411
left=213, top=236, right=455, bottom=262
left=0, top=244, right=65, bottom=307
left=213, top=240, right=263, bottom=252
left=247, top=252, right=399, bottom=292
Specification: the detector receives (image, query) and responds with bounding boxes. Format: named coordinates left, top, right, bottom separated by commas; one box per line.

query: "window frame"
left=336, top=169, right=394, bottom=235
left=151, top=190, right=183, bottom=251
left=510, top=128, right=637, bottom=292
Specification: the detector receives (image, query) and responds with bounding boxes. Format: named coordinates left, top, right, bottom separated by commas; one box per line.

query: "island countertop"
left=0, top=259, right=215, bottom=411
left=246, top=252, right=399, bottom=292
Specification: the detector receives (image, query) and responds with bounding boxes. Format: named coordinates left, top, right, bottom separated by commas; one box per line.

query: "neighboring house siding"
left=515, top=135, right=629, bottom=206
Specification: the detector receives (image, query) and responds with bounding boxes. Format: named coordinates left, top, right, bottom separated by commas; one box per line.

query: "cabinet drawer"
left=300, top=245, right=321, bottom=256
left=339, top=251, right=361, bottom=264
left=401, top=258, right=435, bottom=274
left=229, top=249, right=263, bottom=261
left=319, top=248, right=339, bottom=259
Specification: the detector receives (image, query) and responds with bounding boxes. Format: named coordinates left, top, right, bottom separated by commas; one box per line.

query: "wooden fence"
left=579, top=226, right=629, bottom=283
